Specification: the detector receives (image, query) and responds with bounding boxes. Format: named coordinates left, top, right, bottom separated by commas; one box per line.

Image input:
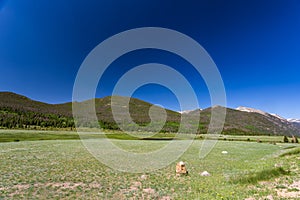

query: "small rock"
left=140, top=174, right=148, bottom=180
left=176, top=161, right=188, bottom=175
left=200, top=171, right=211, bottom=176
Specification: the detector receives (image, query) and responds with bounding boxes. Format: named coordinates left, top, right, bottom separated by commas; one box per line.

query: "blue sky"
left=0, top=0, right=300, bottom=119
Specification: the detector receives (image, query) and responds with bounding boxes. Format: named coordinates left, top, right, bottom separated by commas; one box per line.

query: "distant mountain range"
left=0, top=92, right=299, bottom=136
left=287, top=119, right=300, bottom=123
left=286, top=119, right=300, bottom=129
left=236, top=106, right=300, bottom=129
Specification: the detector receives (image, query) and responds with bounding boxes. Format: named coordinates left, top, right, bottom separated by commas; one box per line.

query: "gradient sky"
left=0, top=0, right=299, bottom=119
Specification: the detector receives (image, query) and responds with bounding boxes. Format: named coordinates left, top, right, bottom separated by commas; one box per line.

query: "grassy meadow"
left=0, top=130, right=300, bottom=199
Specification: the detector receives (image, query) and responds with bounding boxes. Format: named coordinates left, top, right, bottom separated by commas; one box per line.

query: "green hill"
left=0, top=92, right=74, bottom=129
left=0, top=92, right=180, bottom=131
left=73, top=96, right=180, bottom=131
left=0, top=92, right=299, bottom=136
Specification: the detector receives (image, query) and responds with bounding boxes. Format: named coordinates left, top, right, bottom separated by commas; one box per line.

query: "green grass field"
left=0, top=129, right=294, bottom=143
left=0, top=130, right=300, bottom=199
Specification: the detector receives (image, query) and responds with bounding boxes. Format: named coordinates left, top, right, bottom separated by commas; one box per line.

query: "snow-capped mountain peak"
left=236, top=106, right=268, bottom=117
left=236, top=106, right=289, bottom=123
left=287, top=118, right=300, bottom=123
left=236, top=106, right=300, bottom=125
left=178, top=110, right=194, bottom=114
left=178, top=108, right=202, bottom=114
left=270, top=113, right=286, bottom=121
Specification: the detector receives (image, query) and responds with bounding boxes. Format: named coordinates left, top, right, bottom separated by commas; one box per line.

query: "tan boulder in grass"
left=291, top=135, right=299, bottom=143
left=176, top=161, right=188, bottom=175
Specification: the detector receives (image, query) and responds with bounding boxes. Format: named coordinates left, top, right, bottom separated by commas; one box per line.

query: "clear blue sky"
left=0, top=0, right=299, bottom=119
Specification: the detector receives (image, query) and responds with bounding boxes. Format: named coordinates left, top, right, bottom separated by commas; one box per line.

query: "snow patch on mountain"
left=236, top=107, right=288, bottom=122
left=236, top=106, right=269, bottom=116
left=178, top=110, right=194, bottom=114
left=178, top=109, right=202, bottom=114
left=270, top=113, right=287, bottom=121
left=287, top=118, right=300, bottom=123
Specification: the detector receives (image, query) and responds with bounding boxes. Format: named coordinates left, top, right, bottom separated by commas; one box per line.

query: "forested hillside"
left=0, top=92, right=299, bottom=136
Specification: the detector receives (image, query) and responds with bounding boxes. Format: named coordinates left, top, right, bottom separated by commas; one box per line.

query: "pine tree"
left=283, top=135, right=289, bottom=143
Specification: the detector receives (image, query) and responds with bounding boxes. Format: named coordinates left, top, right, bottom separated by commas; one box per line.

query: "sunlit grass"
left=1, top=135, right=299, bottom=199
left=279, top=147, right=300, bottom=157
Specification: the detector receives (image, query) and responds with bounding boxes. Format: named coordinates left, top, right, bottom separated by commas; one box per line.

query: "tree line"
left=0, top=107, right=74, bottom=129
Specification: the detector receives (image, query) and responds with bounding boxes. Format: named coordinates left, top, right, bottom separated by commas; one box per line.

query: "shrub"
left=283, top=136, right=289, bottom=143
left=257, top=139, right=262, bottom=143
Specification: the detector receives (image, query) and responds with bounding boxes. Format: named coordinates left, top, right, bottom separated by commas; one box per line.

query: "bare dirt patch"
left=276, top=180, right=300, bottom=198
left=1, top=182, right=102, bottom=197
